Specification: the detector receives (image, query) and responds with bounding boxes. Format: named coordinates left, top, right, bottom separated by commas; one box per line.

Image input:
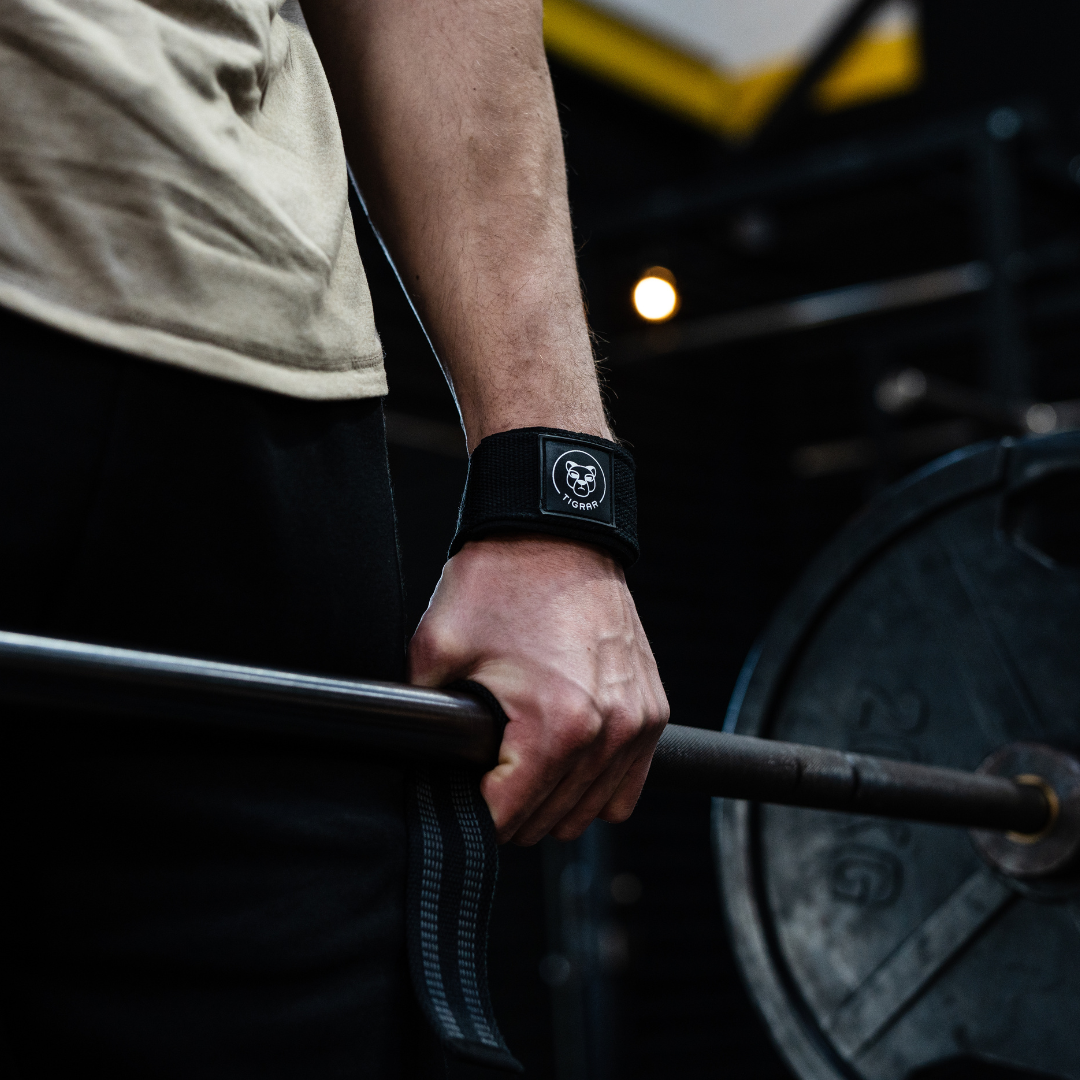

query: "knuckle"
left=646, top=703, right=669, bottom=735
left=551, top=699, right=603, bottom=756
left=551, top=817, right=590, bottom=843
left=640, top=686, right=670, bottom=731
left=554, top=717, right=601, bottom=757
left=602, top=802, right=634, bottom=825
left=655, top=688, right=672, bottom=722
left=601, top=696, right=653, bottom=747
left=605, top=711, right=642, bottom=751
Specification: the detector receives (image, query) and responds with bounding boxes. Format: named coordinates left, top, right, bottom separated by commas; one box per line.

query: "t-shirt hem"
left=0, top=282, right=388, bottom=401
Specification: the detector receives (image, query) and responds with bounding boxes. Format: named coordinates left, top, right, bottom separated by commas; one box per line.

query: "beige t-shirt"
left=0, top=0, right=386, bottom=400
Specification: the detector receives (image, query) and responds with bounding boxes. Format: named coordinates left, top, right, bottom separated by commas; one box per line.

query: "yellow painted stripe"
left=814, top=31, right=922, bottom=111
left=543, top=0, right=732, bottom=131
left=542, top=0, right=921, bottom=139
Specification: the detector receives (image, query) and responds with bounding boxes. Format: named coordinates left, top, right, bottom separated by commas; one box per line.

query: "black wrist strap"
left=448, top=427, right=639, bottom=567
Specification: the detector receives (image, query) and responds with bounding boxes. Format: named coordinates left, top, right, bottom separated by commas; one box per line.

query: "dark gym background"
left=354, top=2, right=1080, bottom=1075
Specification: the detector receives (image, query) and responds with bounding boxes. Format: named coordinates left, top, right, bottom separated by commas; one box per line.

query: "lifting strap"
left=405, top=683, right=522, bottom=1073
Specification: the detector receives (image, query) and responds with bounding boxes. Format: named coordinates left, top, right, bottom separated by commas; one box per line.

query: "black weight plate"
left=715, top=433, right=1080, bottom=1080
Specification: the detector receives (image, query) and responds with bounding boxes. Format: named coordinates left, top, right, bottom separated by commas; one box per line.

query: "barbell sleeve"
left=649, top=723, right=1050, bottom=834
left=0, top=630, right=1051, bottom=836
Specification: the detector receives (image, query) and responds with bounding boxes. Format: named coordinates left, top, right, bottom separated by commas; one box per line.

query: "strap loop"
left=449, top=428, right=639, bottom=567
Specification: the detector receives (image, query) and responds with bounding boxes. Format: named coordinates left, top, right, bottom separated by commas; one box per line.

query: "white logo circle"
left=552, top=450, right=607, bottom=512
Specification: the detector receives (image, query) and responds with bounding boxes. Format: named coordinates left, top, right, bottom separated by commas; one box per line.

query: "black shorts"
left=0, top=309, right=414, bottom=1078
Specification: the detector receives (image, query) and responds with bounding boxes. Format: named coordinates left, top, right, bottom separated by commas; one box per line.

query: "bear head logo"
left=565, top=459, right=597, bottom=498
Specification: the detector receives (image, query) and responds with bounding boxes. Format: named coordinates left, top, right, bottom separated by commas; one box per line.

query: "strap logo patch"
left=539, top=436, right=615, bottom=526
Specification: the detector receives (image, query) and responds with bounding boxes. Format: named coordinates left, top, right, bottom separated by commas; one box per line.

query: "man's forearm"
left=302, top=0, right=668, bottom=847
left=302, top=0, right=608, bottom=449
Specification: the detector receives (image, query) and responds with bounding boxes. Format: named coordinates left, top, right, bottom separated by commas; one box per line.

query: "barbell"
left=0, top=629, right=1069, bottom=858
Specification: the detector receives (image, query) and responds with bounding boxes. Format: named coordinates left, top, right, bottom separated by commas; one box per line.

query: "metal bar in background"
left=586, top=101, right=1080, bottom=240
left=614, top=262, right=991, bottom=364
left=790, top=419, right=980, bottom=479
left=587, top=111, right=1005, bottom=237
left=970, top=120, right=1033, bottom=399
left=0, top=630, right=1051, bottom=835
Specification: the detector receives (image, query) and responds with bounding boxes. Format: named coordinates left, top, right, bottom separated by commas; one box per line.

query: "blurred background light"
left=632, top=267, right=679, bottom=321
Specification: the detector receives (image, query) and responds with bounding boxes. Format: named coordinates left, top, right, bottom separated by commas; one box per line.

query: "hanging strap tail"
left=406, top=682, right=520, bottom=1072
left=406, top=767, right=522, bottom=1072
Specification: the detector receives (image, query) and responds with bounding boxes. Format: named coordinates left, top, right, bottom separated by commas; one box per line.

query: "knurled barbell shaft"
left=0, top=630, right=1051, bottom=836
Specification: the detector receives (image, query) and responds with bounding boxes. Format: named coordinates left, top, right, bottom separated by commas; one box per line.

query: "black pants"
left=0, top=310, right=413, bottom=1077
